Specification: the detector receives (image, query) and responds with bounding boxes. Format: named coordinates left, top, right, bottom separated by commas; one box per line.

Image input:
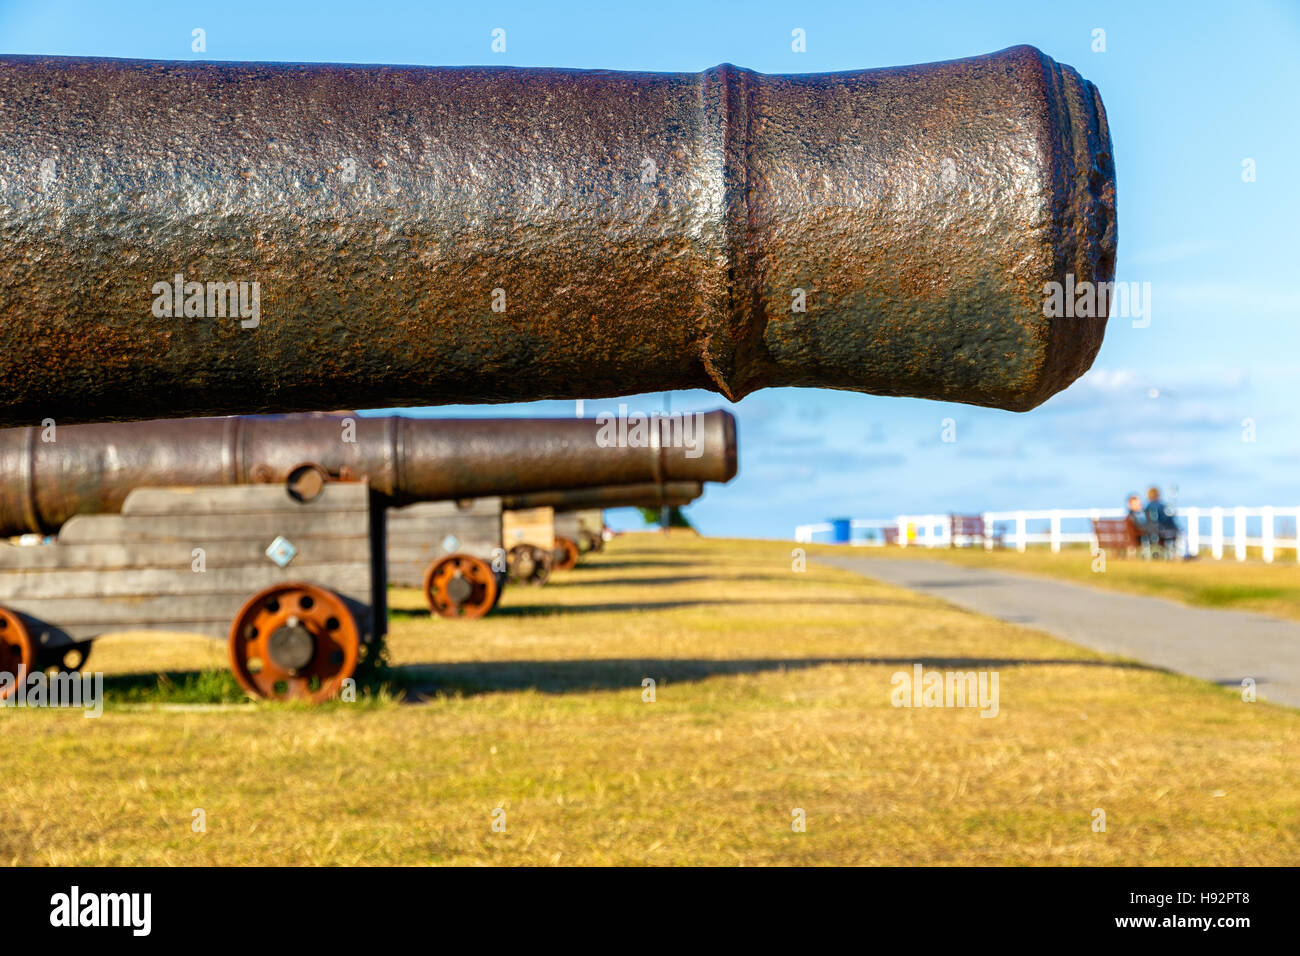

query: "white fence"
left=794, top=506, right=1300, bottom=563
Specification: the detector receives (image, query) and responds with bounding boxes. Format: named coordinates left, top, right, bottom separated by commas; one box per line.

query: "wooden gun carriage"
left=0, top=480, right=383, bottom=703
left=0, top=414, right=735, bottom=701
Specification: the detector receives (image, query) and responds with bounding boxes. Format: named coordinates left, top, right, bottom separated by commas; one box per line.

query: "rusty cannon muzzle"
left=0, top=410, right=736, bottom=536
left=0, top=45, right=1115, bottom=424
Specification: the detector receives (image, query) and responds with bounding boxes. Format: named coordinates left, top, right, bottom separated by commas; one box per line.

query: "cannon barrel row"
left=0, top=45, right=1115, bottom=425
left=0, top=412, right=736, bottom=537
left=0, top=410, right=733, bottom=697
left=500, top=482, right=704, bottom=513
left=532, top=482, right=708, bottom=573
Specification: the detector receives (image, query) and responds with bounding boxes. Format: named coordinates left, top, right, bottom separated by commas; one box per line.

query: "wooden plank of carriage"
left=385, top=497, right=503, bottom=588
left=502, top=506, right=556, bottom=552
left=553, top=511, right=582, bottom=541
left=574, top=509, right=604, bottom=537
left=0, top=537, right=367, bottom=571
left=0, top=483, right=377, bottom=645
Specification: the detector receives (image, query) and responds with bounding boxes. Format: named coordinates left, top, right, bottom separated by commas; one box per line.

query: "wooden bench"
left=1092, top=517, right=1141, bottom=557
left=949, top=514, right=1000, bottom=548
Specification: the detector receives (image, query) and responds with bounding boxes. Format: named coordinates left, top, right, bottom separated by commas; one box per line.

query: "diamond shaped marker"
left=266, top=535, right=298, bottom=568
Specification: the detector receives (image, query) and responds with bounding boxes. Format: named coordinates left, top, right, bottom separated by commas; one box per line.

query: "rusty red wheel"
left=0, top=607, right=33, bottom=700
left=423, top=554, right=499, bottom=620
left=552, top=536, right=580, bottom=572
left=228, top=583, right=360, bottom=703
left=507, top=544, right=553, bottom=587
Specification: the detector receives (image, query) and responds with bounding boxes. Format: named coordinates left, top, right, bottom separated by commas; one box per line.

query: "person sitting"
left=1144, top=486, right=1179, bottom=558
left=1125, top=493, right=1153, bottom=555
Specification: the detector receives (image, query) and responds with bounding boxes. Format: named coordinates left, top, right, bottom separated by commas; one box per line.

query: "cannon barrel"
left=501, top=482, right=704, bottom=513
left=0, top=412, right=736, bottom=536
left=0, top=45, right=1115, bottom=425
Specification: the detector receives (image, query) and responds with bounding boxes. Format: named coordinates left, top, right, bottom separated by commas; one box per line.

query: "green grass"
left=1191, top=585, right=1292, bottom=607
left=1, top=534, right=1297, bottom=865
left=102, top=669, right=247, bottom=704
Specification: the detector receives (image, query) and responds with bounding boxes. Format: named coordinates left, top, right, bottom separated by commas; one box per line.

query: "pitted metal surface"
left=0, top=46, right=1115, bottom=424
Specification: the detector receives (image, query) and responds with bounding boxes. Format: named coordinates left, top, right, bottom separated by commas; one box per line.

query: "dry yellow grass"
left=2, top=534, right=1297, bottom=865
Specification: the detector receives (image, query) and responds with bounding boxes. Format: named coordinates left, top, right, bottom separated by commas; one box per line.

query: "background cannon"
left=0, top=412, right=735, bottom=537
left=384, top=498, right=572, bottom=612
left=0, top=46, right=1114, bottom=425
left=571, top=512, right=607, bottom=557
left=0, top=412, right=736, bottom=699
left=501, top=507, right=557, bottom=588
left=502, top=482, right=706, bottom=566
left=388, top=483, right=710, bottom=606
left=500, top=482, right=704, bottom=513
left=385, top=498, right=511, bottom=620
left=502, top=483, right=705, bottom=570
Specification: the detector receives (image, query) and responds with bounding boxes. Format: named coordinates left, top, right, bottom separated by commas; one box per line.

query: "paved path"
left=818, top=556, right=1300, bottom=709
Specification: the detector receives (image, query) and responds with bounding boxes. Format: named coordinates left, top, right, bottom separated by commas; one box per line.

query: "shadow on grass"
left=95, top=654, right=1161, bottom=706
left=571, top=558, right=698, bottom=570
left=394, top=654, right=1163, bottom=699
left=397, top=596, right=926, bottom=617
left=545, top=574, right=719, bottom=588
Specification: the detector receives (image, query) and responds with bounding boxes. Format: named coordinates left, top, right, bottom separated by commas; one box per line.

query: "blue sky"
left=4, top=0, right=1297, bottom=537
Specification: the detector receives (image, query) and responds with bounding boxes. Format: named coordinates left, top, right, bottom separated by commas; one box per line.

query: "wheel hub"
left=267, top=617, right=317, bottom=671
left=445, top=573, right=473, bottom=604
left=423, top=554, right=499, bottom=619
